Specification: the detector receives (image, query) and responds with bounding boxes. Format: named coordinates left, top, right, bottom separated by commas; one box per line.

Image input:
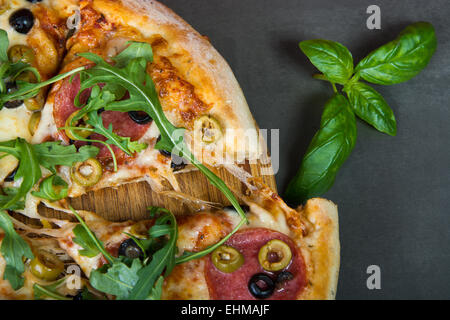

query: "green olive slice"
left=29, top=250, right=64, bottom=281
left=70, top=158, right=103, bottom=187
left=25, top=89, right=45, bottom=111
left=8, top=45, right=35, bottom=65
left=28, top=111, right=41, bottom=136
left=258, top=239, right=292, bottom=272
left=211, top=245, right=244, bottom=273
left=129, top=221, right=150, bottom=239
left=65, top=111, right=93, bottom=140
left=194, top=115, right=223, bottom=144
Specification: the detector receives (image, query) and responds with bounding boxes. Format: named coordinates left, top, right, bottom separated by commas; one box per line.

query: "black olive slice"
left=170, top=154, right=187, bottom=171
left=4, top=82, right=23, bottom=109
left=26, top=0, right=43, bottom=3
left=9, top=9, right=35, bottom=34
left=118, top=239, right=143, bottom=259
left=128, top=111, right=152, bottom=124
left=222, top=205, right=250, bottom=213
left=156, top=135, right=172, bottom=157
left=248, top=273, right=275, bottom=299
left=4, top=166, right=18, bottom=182
left=71, top=291, right=83, bottom=301
left=275, top=271, right=294, bottom=289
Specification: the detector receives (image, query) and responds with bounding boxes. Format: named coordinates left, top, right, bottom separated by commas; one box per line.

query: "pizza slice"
left=0, top=180, right=338, bottom=300
left=31, top=0, right=263, bottom=198
left=0, top=0, right=76, bottom=181
left=32, top=185, right=338, bottom=300
left=0, top=212, right=94, bottom=299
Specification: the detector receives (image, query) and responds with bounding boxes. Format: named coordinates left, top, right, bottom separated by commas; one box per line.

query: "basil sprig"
left=285, top=94, right=356, bottom=202
left=285, top=22, right=436, bottom=205
left=355, top=22, right=437, bottom=85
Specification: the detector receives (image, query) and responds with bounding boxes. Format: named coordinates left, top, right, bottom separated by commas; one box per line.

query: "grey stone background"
left=160, top=0, right=450, bottom=299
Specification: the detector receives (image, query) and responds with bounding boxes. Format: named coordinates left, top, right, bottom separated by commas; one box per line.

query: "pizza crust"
left=89, top=0, right=262, bottom=163
left=298, top=198, right=340, bottom=300
left=242, top=185, right=340, bottom=300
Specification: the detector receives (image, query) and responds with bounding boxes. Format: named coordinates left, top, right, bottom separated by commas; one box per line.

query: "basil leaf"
left=345, top=82, right=397, bottom=135
left=355, top=22, right=437, bottom=85
left=33, top=142, right=99, bottom=173
left=285, top=94, right=357, bottom=205
left=0, top=210, right=34, bottom=289
left=90, top=259, right=143, bottom=300
left=31, top=174, right=68, bottom=201
left=299, top=39, right=353, bottom=84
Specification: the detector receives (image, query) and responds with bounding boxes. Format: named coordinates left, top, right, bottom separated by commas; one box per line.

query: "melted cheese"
left=0, top=105, right=32, bottom=142
left=0, top=106, right=33, bottom=182
left=0, top=0, right=30, bottom=47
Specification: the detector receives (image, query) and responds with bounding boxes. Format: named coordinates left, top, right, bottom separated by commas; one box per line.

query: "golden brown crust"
left=297, top=199, right=340, bottom=300
left=244, top=185, right=340, bottom=300
left=88, top=0, right=262, bottom=161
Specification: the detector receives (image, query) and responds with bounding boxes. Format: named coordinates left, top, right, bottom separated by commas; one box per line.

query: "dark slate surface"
left=160, top=0, right=450, bottom=299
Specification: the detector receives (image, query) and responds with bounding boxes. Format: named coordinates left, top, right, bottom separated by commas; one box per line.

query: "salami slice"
left=53, top=75, right=150, bottom=164
left=205, top=228, right=307, bottom=300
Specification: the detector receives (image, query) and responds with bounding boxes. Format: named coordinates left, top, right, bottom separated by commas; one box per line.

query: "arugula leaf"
left=70, top=207, right=115, bottom=264
left=31, top=174, right=68, bottom=201
left=285, top=94, right=357, bottom=205
left=33, top=278, right=71, bottom=300
left=146, top=276, right=164, bottom=300
left=345, top=82, right=397, bottom=136
left=0, top=139, right=42, bottom=210
left=113, top=42, right=153, bottom=68
left=355, top=22, right=437, bottom=85
left=0, top=29, right=41, bottom=101
left=0, top=188, right=25, bottom=211
left=85, top=110, right=147, bottom=157
left=0, top=139, right=98, bottom=210
left=90, top=259, right=142, bottom=300
left=0, top=67, right=85, bottom=108
left=33, top=142, right=99, bottom=173
left=0, top=29, right=9, bottom=63
left=69, top=85, right=147, bottom=170
left=0, top=210, right=34, bottom=289
left=127, top=208, right=178, bottom=300
left=299, top=39, right=353, bottom=84
left=76, top=42, right=247, bottom=221
left=72, top=224, right=102, bottom=258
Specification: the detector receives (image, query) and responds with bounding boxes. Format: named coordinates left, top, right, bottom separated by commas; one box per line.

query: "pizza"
left=0, top=186, right=339, bottom=300
left=0, top=0, right=76, bottom=181
left=0, top=0, right=340, bottom=300
left=30, top=0, right=262, bottom=198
